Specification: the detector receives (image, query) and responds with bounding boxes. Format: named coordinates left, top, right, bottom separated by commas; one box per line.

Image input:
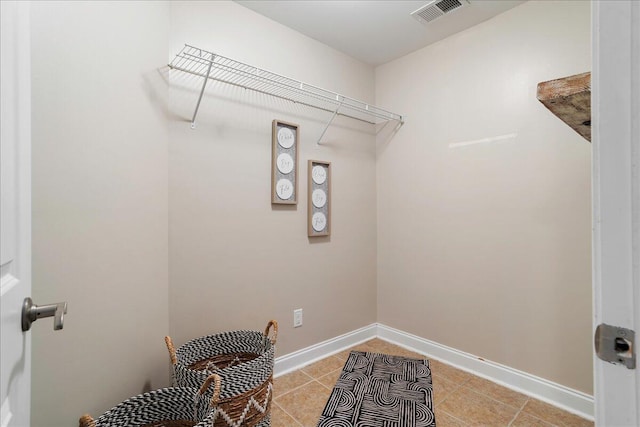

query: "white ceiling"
left=236, top=0, right=526, bottom=66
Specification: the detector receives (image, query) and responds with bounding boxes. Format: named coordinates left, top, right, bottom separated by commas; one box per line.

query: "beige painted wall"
left=29, top=1, right=593, bottom=424
left=375, top=1, right=592, bottom=394
left=167, top=1, right=378, bottom=355
left=30, top=2, right=377, bottom=424
left=30, top=2, right=170, bottom=425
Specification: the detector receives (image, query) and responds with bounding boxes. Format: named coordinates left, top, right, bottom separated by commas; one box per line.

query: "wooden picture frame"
left=271, top=120, right=299, bottom=205
left=308, top=160, right=331, bottom=237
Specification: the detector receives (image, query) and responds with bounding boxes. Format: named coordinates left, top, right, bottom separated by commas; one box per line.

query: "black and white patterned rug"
left=317, top=351, right=436, bottom=427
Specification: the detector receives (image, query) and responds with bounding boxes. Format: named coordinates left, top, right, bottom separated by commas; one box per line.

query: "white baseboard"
left=274, top=323, right=377, bottom=377
left=274, top=323, right=594, bottom=420
left=376, top=323, right=594, bottom=421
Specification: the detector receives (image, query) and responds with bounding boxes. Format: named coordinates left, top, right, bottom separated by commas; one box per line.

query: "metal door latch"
left=595, top=323, right=636, bottom=369
left=21, top=297, right=68, bottom=332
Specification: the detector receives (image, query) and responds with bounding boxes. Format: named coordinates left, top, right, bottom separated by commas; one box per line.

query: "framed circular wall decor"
left=276, top=178, right=294, bottom=200
left=276, top=153, right=294, bottom=174
left=312, top=189, right=327, bottom=208
left=311, top=165, right=327, bottom=185
left=308, top=160, right=331, bottom=237
left=277, top=127, right=295, bottom=149
left=312, top=212, right=327, bottom=232
left=271, top=120, right=299, bottom=204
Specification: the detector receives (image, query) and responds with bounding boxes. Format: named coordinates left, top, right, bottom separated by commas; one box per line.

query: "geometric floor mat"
left=317, top=351, right=436, bottom=426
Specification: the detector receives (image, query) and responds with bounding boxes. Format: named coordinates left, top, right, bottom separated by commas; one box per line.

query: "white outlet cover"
left=294, top=309, right=303, bottom=327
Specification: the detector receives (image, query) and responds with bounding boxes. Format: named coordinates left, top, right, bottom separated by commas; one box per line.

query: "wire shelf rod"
left=317, top=98, right=345, bottom=144
left=190, top=55, right=214, bottom=128
left=175, top=46, right=385, bottom=115
left=170, top=64, right=378, bottom=125
left=172, top=63, right=397, bottom=124
left=169, top=44, right=404, bottom=127
left=174, top=50, right=389, bottom=120
left=178, top=56, right=347, bottom=111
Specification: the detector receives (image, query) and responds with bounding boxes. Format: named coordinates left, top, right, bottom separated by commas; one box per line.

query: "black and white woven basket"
left=79, top=374, right=222, bottom=427
left=164, top=320, right=277, bottom=427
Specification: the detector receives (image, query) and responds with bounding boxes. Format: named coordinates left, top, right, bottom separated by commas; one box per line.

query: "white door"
left=1, top=1, right=32, bottom=426
left=592, top=1, right=640, bottom=426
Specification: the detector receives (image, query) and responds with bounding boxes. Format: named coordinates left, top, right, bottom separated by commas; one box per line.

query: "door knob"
left=21, top=297, right=67, bottom=331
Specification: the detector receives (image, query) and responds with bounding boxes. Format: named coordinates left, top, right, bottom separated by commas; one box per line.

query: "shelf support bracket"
left=317, top=98, right=344, bottom=144
left=190, top=56, right=215, bottom=129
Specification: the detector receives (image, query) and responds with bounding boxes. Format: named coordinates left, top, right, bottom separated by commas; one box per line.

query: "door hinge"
left=595, top=324, right=636, bottom=369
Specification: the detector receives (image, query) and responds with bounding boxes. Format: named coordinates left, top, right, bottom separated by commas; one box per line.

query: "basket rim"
left=173, top=333, right=275, bottom=372
left=86, top=385, right=218, bottom=427
left=177, top=330, right=273, bottom=348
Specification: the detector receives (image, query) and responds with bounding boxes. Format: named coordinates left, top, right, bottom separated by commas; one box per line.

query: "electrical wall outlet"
left=293, top=308, right=303, bottom=328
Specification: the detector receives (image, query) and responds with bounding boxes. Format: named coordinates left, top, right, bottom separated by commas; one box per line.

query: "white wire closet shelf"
left=169, top=44, right=405, bottom=137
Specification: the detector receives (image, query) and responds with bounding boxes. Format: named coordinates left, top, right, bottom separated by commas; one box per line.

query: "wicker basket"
left=164, top=320, right=277, bottom=427
left=78, top=374, right=223, bottom=427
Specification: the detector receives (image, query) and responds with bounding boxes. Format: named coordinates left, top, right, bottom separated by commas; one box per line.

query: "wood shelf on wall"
left=537, top=72, right=591, bottom=142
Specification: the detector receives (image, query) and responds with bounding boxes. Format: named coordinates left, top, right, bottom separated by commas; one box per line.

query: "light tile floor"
left=271, top=338, right=594, bottom=427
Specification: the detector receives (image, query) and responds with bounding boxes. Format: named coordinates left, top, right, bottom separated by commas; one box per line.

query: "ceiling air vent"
left=411, top=0, right=470, bottom=25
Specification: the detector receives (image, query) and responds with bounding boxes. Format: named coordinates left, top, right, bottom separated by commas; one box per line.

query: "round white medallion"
left=312, top=212, right=327, bottom=232
left=277, top=127, right=295, bottom=149
left=276, top=153, right=294, bottom=174
left=276, top=178, right=294, bottom=200
left=312, top=165, right=327, bottom=185
left=312, top=189, right=327, bottom=208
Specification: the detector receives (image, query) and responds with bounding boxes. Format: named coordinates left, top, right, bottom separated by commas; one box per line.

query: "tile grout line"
left=433, top=384, right=462, bottom=407
left=316, top=369, right=342, bottom=390
left=433, top=376, right=470, bottom=425
left=299, top=356, right=344, bottom=378
left=438, top=379, right=529, bottom=426
left=459, top=381, right=530, bottom=413
left=274, top=375, right=315, bottom=400
left=274, top=375, right=334, bottom=426
left=272, top=401, right=303, bottom=427
left=437, top=407, right=470, bottom=426
left=507, top=397, right=530, bottom=427
left=511, top=403, right=564, bottom=427
left=315, top=378, right=333, bottom=391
